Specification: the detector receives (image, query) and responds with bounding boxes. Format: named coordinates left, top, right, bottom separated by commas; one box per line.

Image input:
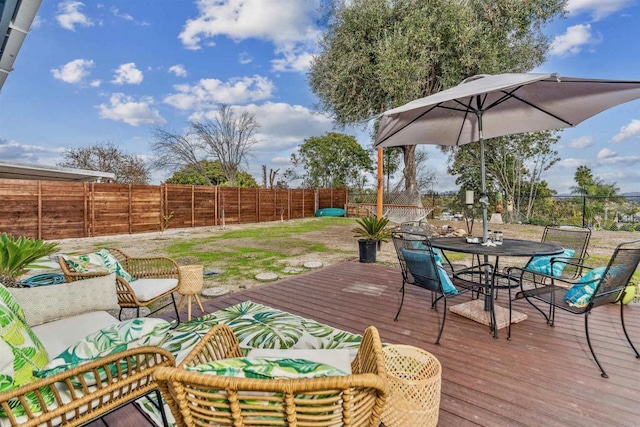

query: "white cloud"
left=611, top=119, right=640, bottom=142
left=179, top=0, right=320, bottom=73
left=89, top=80, right=101, bottom=87
left=271, top=43, right=315, bottom=72
left=597, top=148, right=617, bottom=159
left=566, top=0, right=634, bottom=21
left=111, top=63, right=144, bottom=85
left=96, top=93, right=166, bottom=126
left=0, top=138, right=65, bottom=164
left=272, top=157, right=291, bottom=165
left=239, top=52, right=253, bottom=65
left=111, top=7, right=133, bottom=21
left=597, top=155, right=640, bottom=166
left=567, top=136, right=595, bottom=148
left=164, top=75, right=274, bottom=110
left=550, top=24, right=596, bottom=56
left=557, top=158, right=589, bottom=169
left=168, top=65, right=188, bottom=77
left=51, top=59, right=94, bottom=84
left=56, top=1, right=94, bottom=31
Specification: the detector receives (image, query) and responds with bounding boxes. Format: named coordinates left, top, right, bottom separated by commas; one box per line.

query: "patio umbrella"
left=374, top=73, right=640, bottom=241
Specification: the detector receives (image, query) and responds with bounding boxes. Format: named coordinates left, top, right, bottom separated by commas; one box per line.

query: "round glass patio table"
left=429, top=237, right=563, bottom=338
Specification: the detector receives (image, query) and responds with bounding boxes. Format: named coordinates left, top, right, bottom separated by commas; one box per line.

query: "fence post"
left=191, top=185, right=195, bottom=227
left=83, top=183, right=88, bottom=237
left=37, top=181, right=42, bottom=240
left=128, top=184, right=132, bottom=234
left=582, top=196, right=586, bottom=227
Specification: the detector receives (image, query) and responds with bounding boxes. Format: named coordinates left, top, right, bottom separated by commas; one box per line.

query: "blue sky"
left=1, top=0, right=640, bottom=194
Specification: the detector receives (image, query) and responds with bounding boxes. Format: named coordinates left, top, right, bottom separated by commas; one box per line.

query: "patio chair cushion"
left=34, top=317, right=172, bottom=385
left=526, top=248, right=576, bottom=277
left=400, top=248, right=458, bottom=295
left=129, top=278, right=179, bottom=302
left=0, top=298, right=53, bottom=417
left=63, top=249, right=136, bottom=282
left=8, top=274, right=119, bottom=327
left=185, top=357, right=348, bottom=380
left=564, top=267, right=607, bottom=308
left=247, top=348, right=353, bottom=374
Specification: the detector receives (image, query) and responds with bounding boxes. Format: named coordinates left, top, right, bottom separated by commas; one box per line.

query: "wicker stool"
left=177, top=265, right=205, bottom=321
left=381, top=345, right=442, bottom=427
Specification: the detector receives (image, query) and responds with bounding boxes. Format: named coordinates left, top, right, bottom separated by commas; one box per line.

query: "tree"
left=58, top=141, right=150, bottom=184
left=309, top=0, right=565, bottom=201
left=570, top=165, right=621, bottom=227
left=286, top=132, right=373, bottom=189
left=448, top=131, right=560, bottom=220
left=151, top=105, right=259, bottom=186
left=165, top=160, right=258, bottom=187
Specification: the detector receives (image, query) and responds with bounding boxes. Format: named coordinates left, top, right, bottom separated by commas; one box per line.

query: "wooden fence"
left=0, top=179, right=348, bottom=240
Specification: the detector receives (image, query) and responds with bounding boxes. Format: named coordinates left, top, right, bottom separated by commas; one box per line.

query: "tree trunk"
left=402, top=145, right=421, bottom=205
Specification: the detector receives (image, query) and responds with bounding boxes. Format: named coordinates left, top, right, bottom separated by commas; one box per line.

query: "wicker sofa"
left=0, top=274, right=175, bottom=427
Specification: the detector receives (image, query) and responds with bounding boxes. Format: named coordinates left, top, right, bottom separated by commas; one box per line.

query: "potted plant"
left=0, top=233, right=59, bottom=287
left=352, top=216, right=392, bottom=263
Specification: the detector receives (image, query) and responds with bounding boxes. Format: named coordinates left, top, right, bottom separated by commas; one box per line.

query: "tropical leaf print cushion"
left=0, top=284, right=26, bottom=324
left=161, top=301, right=363, bottom=364
left=185, top=357, right=348, bottom=379
left=0, top=298, right=53, bottom=417
left=63, top=248, right=136, bottom=282
left=34, top=317, right=172, bottom=385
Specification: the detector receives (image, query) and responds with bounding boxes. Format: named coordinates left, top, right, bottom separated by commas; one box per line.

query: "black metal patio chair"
left=392, top=231, right=485, bottom=344
left=507, top=239, right=640, bottom=378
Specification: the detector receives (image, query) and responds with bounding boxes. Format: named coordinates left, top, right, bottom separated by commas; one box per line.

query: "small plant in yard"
left=159, top=211, right=175, bottom=233
left=0, top=233, right=59, bottom=287
left=352, top=216, right=392, bottom=242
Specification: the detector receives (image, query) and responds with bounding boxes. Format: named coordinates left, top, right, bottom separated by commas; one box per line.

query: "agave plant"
left=0, top=233, right=59, bottom=287
left=352, top=216, right=392, bottom=242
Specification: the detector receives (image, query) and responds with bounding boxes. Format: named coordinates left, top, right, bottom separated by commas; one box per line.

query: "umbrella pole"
left=478, top=114, right=495, bottom=323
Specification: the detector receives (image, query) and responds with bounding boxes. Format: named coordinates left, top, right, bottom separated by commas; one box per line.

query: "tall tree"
left=151, top=105, right=259, bottom=186
left=309, top=0, right=565, bottom=200
left=570, top=165, right=621, bottom=227
left=286, top=132, right=373, bottom=189
left=165, top=160, right=258, bottom=187
left=58, top=141, right=150, bottom=184
left=448, top=131, right=560, bottom=219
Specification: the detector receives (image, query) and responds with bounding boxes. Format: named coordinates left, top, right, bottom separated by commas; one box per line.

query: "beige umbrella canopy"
left=375, top=73, right=640, bottom=240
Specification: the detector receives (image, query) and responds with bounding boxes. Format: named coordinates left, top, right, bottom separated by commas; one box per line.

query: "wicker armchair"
left=0, top=347, right=174, bottom=427
left=155, top=324, right=389, bottom=427
left=58, top=248, right=181, bottom=321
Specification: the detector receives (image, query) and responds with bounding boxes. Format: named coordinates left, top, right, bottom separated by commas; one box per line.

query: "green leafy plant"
left=352, top=216, right=392, bottom=242
left=0, top=233, right=59, bottom=287
left=159, top=211, right=175, bottom=233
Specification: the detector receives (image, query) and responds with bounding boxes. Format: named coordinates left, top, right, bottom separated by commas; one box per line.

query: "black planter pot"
left=358, top=239, right=377, bottom=263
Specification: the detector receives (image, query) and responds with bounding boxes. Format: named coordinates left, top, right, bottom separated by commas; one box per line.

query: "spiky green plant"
left=0, top=233, right=59, bottom=286
left=352, top=216, right=392, bottom=242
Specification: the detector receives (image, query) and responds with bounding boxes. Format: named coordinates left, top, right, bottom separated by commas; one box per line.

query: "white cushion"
left=32, top=311, right=119, bottom=358
left=130, top=278, right=178, bottom=302
left=247, top=348, right=353, bottom=374
left=9, top=274, right=119, bottom=327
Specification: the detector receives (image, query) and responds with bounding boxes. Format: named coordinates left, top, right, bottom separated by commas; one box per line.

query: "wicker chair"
left=154, top=324, right=389, bottom=427
left=508, top=239, right=640, bottom=378
left=0, top=347, right=174, bottom=427
left=58, top=248, right=181, bottom=321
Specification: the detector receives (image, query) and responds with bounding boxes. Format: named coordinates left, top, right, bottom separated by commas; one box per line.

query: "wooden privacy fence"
left=0, top=179, right=348, bottom=240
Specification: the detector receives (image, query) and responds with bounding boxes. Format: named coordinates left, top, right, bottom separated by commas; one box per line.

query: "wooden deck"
left=95, top=261, right=640, bottom=426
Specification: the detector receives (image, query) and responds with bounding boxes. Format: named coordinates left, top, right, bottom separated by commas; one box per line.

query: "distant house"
left=0, top=161, right=115, bottom=182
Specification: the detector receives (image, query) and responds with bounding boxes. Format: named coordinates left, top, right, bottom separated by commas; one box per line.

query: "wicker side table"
left=381, top=345, right=442, bottom=427
left=177, top=265, right=205, bottom=321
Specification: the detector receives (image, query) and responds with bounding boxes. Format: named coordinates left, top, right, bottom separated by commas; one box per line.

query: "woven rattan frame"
left=156, top=324, right=389, bottom=427
left=381, top=345, right=441, bottom=427
left=0, top=347, right=175, bottom=427
left=58, top=248, right=181, bottom=319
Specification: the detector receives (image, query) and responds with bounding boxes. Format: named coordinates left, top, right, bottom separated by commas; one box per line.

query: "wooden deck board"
left=92, top=261, right=640, bottom=426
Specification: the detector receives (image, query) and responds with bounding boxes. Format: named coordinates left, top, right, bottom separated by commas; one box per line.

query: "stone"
left=282, top=267, right=303, bottom=274
left=201, top=287, right=231, bottom=298
left=303, top=261, right=323, bottom=269
left=255, top=272, right=279, bottom=281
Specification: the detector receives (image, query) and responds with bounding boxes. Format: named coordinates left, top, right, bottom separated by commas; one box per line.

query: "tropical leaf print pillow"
left=0, top=298, right=53, bottom=418
left=63, top=249, right=136, bottom=282
left=34, top=317, right=172, bottom=385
